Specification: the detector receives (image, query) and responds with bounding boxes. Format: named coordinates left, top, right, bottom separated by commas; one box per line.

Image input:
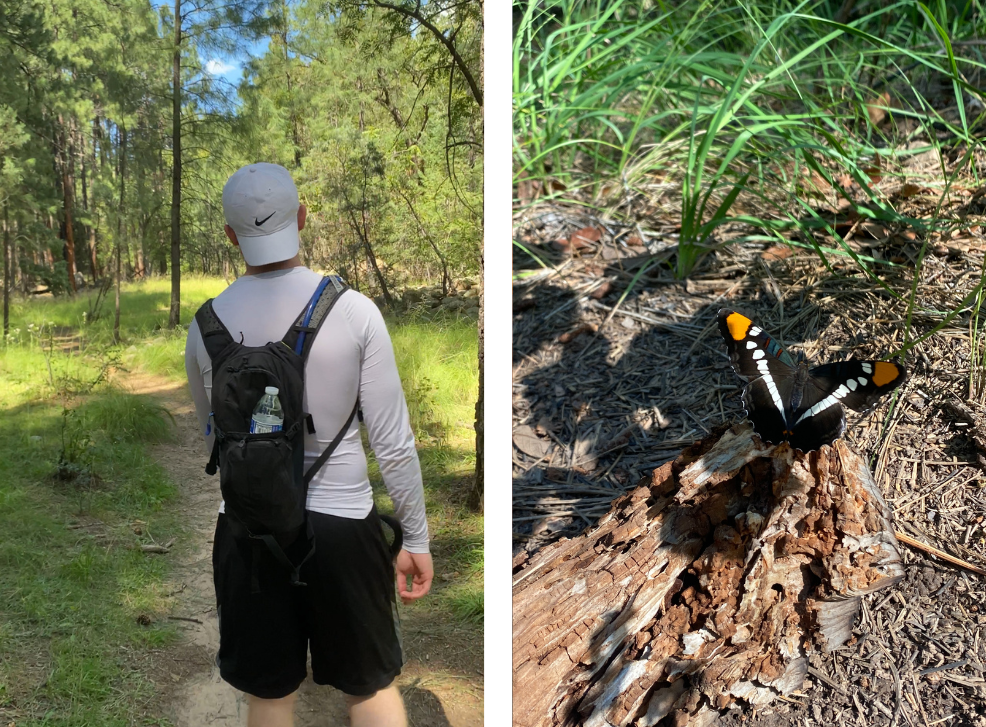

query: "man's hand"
left=395, top=549, right=433, bottom=604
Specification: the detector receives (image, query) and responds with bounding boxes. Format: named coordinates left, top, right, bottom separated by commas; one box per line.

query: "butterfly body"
left=718, top=309, right=905, bottom=452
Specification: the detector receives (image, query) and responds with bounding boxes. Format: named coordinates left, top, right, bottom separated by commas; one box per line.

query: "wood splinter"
left=513, top=422, right=904, bottom=727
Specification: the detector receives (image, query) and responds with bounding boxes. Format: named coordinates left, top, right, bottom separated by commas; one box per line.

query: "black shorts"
left=212, top=508, right=403, bottom=699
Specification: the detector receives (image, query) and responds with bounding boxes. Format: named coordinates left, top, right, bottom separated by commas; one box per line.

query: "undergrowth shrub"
left=78, top=392, right=176, bottom=444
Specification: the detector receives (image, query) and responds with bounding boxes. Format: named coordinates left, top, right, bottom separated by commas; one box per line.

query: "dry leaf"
left=590, top=281, right=613, bottom=299
left=559, top=323, right=597, bottom=343
left=551, top=238, right=571, bottom=254
left=761, top=244, right=793, bottom=261
left=513, top=425, right=551, bottom=459
left=572, top=437, right=598, bottom=471
left=899, top=182, right=926, bottom=198
left=860, top=222, right=888, bottom=240
left=515, top=178, right=541, bottom=206
left=571, top=227, right=602, bottom=248
left=866, top=92, right=891, bottom=126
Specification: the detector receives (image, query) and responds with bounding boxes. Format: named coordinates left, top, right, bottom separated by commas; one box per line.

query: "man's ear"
left=224, top=224, right=239, bottom=247
left=297, top=204, right=307, bottom=232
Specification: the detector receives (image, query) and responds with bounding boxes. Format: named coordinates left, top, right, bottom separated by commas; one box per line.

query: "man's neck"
left=243, top=256, right=304, bottom=276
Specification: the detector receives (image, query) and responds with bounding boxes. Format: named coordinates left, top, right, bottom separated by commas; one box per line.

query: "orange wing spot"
left=726, top=312, right=752, bottom=341
left=872, top=362, right=899, bottom=387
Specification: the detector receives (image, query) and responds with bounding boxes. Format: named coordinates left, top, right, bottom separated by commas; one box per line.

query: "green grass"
left=78, top=392, right=177, bottom=444
left=0, top=274, right=482, bottom=722
left=6, top=275, right=226, bottom=341
left=374, top=316, right=482, bottom=624
left=514, top=0, right=982, bottom=279
left=390, top=317, right=479, bottom=446
left=0, top=362, right=181, bottom=724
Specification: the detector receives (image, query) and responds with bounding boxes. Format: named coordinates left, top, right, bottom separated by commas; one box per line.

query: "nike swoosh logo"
left=255, top=212, right=275, bottom=226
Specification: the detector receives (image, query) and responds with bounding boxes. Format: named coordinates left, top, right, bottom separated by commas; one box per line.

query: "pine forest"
left=0, top=0, right=482, bottom=327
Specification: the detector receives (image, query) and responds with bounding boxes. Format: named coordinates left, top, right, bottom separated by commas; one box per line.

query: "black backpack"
left=194, top=275, right=361, bottom=591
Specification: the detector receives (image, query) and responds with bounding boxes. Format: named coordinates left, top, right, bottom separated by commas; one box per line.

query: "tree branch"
left=368, top=0, right=482, bottom=107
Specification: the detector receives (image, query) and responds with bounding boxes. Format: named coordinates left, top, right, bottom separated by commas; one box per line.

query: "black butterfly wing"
left=719, top=310, right=804, bottom=445
left=717, top=309, right=796, bottom=379
left=808, top=361, right=906, bottom=412
left=789, top=377, right=846, bottom=452
left=742, top=374, right=797, bottom=446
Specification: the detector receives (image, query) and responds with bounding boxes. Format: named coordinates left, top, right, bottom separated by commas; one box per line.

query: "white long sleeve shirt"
left=184, top=266, right=429, bottom=553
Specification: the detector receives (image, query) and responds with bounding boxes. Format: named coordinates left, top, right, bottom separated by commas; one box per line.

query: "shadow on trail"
left=403, top=684, right=457, bottom=726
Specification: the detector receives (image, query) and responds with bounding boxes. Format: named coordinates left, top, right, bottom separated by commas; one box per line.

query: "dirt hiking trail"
left=122, top=372, right=483, bottom=726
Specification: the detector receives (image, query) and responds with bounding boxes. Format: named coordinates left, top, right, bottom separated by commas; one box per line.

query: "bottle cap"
left=265, top=386, right=279, bottom=396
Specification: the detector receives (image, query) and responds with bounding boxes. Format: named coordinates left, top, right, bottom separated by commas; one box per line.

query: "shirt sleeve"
left=356, top=299, right=430, bottom=554
left=184, top=319, right=215, bottom=455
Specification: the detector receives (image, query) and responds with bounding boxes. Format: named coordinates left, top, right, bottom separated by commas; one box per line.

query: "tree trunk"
left=134, top=239, right=145, bottom=280
left=80, top=125, right=99, bottom=283
left=168, top=0, right=182, bottom=328
left=11, top=212, right=19, bottom=295
left=59, top=118, right=78, bottom=294
left=397, top=188, right=451, bottom=296
left=3, top=198, right=9, bottom=342
left=347, top=205, right=393, bottom=307
left=469, top=15, right=483, bottom=513
left=470, top=253, right=483, bottom=512
left=278, top=0, right=302, bottom=168
left=361, top=236, right=392, bottom=306
left=512, top=423, right=904, bottom=727
left=114, top=125, right=126, bottom=344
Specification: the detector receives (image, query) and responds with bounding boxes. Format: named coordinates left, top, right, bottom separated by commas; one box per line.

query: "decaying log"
left=513, top=422, right=904, bottom=727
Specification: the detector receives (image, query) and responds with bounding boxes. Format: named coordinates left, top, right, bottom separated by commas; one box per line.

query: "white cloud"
left=204, top=59, right=234, bottom=76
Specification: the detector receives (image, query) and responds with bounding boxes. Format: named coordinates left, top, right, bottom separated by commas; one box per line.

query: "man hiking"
left=184, top=162, right=433, bottom=727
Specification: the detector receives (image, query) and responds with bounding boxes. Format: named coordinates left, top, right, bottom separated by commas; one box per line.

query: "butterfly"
left=717, top=309, right=906, bottom=452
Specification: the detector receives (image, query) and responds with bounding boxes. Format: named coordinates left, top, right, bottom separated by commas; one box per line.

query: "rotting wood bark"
left=512, top=422, right=904, bottom=727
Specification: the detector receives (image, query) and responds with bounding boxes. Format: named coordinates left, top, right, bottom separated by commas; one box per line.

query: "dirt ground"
left=123, top=372, right=483, bottom=727
left=512, top=204, right=986, bottom=725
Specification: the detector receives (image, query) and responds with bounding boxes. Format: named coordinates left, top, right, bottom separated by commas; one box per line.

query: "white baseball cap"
left=222, top=163, right=300, bottom=266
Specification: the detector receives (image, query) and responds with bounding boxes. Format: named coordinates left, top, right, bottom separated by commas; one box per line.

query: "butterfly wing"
left=718, top=309, right=796, bottom=378
left=742, top=376, right=796, bottom=445
left=789, top=377, right=847, bottom=452
left=719, top=309, right=801, bottom=445
left=718, top=310, right=905, bottom=452
left=808, top=361, right=906, bottom=412
left=788, top=360, right=904, bottom=452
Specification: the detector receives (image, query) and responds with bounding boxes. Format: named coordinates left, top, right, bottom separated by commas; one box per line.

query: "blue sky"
left=202, top=36, right=270, bottom=88
left=149, top=0, right=272, bottom=89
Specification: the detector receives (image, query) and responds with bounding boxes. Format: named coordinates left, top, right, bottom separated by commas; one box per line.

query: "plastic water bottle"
left=250, top=386, right=284, bottom=433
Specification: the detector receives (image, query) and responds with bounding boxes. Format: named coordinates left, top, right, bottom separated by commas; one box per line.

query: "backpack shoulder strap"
left=194, top=299, right=235, bottom=362
left=304, top=398, right=359, bottom=485
left=283, top=275, right=350, bottom=363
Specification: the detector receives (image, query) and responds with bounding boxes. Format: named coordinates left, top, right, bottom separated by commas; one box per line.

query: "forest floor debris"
left=513, top=187, right=986, bottom=724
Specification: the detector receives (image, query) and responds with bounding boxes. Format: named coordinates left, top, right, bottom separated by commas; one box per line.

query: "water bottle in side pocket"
left=250, top=386, right=284, bottom=433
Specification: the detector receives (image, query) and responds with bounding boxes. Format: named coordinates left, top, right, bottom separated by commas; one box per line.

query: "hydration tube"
left=294, top=277, right=332, bottom=355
